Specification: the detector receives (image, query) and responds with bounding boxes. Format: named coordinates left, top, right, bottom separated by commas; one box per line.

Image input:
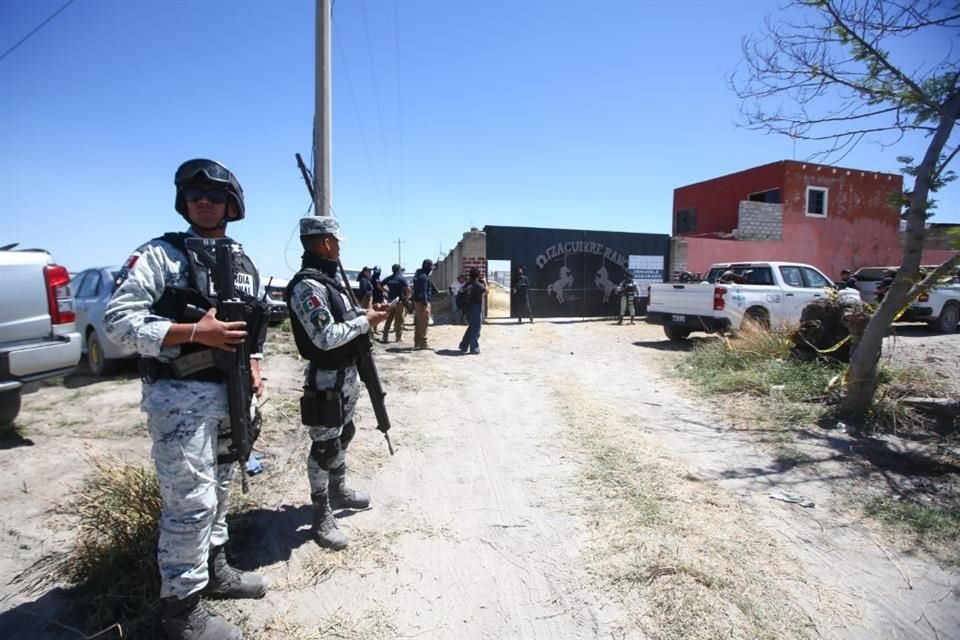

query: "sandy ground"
left=0, top=313, right=957, bottom=639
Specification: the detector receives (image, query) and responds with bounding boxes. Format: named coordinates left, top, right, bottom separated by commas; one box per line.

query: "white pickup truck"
left=646, top=261, right=859, bottom=341
left=0, top=245, right=82, bottom=425
left=851, top=266, right=959, bottom=333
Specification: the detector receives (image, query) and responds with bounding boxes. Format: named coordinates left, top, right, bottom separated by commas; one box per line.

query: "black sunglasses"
left=182, top=187, right=228, bottom=204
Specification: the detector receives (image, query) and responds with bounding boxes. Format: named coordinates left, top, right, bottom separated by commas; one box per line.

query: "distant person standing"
left=617, top=272, right=639, bottom=324
left=412, top=259, right=434, bottom=350
left=371, top=266, right=386, bottom=305
left=449, top=274, right=467, bottom=324
left=839, top=269, right=858, bottom=290
left=512, top=267, right=533, bottom=323
left=357, top=267, right=374, bottom=309
left=380, top=264, right=410, bottom=343
left=875, top=269, right=897, bottom=303
left=458, top=267, right=488, bottom=354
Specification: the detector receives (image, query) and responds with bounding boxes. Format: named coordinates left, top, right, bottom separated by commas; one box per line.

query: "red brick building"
left=671, top=160, right=906, bottom=279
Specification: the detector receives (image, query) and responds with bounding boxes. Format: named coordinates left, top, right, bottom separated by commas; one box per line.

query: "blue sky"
left=2, top=0, right=956, bottom=281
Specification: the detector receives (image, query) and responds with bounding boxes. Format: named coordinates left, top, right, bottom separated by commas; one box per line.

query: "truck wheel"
left=931, top=302, right=959, bottom=333
left=0, top=390, right=22, bottom=426
left=664, top=325, right=691, bottom=341
left=743, top=308, right=770, bottom=331
left=87, top=331, right=120, bottom=376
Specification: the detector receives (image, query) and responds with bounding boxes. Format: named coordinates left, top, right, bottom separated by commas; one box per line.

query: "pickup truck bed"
left=0, top=247, right=81, bottom=425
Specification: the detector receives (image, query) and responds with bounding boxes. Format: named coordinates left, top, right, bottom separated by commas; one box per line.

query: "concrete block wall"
left=737, top=201, right=783, bottom=242
left=669, top=237, right=688, bottom=280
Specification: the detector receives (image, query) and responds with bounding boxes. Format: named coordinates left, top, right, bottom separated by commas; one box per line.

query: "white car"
left=71, top=267, right=138, bottom=375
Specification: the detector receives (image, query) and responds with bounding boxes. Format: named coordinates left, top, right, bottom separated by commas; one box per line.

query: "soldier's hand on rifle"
left=366, top=307, right=388, bottom=329
left=194, top=307, right=248, bottom=352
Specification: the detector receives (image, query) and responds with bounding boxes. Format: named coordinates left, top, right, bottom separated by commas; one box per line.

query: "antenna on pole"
left=394, top=238, right=404, bottom=266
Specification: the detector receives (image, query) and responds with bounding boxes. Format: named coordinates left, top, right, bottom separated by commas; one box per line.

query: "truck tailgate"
left=0, top=254, right=52, bottom=343
left=647, top=283, right=716, bottom=317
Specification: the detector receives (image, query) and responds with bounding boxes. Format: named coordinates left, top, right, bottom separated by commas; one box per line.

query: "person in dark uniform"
left=371, top=266, right=386, bottom=305
left=105, top=158, right=269, bottom=640
left=357, top=266, right=374, bottom=309
left=284, top=217, right=388, bottom=551
left=839, top=269, right=858, bottom=290
left=875, top=269, right=897, bottom=303
left=512, top=267, right=533, bottom=323
left=380, top=264, right=410, bottom=343
left=412, top=259, right=434, bottom=350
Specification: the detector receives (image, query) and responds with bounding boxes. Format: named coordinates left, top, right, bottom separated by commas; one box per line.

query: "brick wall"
left=434, top=228, right=486, bottom=290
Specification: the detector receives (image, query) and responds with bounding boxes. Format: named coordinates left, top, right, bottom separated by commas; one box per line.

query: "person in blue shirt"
left=357, top=266, right=373, bottom=309
left=412, top=259, right=434, bottom=350
left=380, top=264, right=410, bottom=343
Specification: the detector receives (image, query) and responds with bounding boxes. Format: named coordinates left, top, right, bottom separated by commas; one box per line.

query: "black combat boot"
left=161, top=593, right=242, bottom=640
left=328, top=467, right=371, bottom=510
left=204, top=545, right=269, bottom=599
left=312, top=490, right=349, bottom=550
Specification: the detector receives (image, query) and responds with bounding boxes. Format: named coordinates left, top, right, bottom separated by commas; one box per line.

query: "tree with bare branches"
left=731, top=0, right=960, bottom=422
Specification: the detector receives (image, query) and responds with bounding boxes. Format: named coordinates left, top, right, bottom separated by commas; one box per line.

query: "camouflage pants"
left=619, top=296, right=635, bottom=322
left=144, top=380, right=235, bottom=600
left=307, top=366, right=362, bottom=495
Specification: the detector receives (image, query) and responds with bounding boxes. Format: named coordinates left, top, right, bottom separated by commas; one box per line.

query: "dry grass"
left=12, top=455, right=163, bottom=638
left=549, top=379, right=820, bottom=640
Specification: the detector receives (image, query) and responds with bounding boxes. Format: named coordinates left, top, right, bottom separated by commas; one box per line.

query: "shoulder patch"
left=302, top=295, right=321, bottom=314
left=114, top=254, right=140, bottom=287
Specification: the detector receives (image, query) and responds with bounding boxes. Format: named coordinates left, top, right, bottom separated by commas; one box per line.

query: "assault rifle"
left=185, top=237, right=261, bottom=492
left=295, top=152, right=395, bottom=455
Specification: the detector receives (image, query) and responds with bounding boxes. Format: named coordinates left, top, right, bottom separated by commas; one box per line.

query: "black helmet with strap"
left=174, top=158, right=245, bottom=224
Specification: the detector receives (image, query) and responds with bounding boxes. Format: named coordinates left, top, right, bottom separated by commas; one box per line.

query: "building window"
left=748, top=188, right=781, bottom=204
left=805, top=186, right=828, bottom=217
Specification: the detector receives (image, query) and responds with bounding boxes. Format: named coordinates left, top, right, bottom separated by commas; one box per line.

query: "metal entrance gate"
left=485, top=225, right=670, bottom=318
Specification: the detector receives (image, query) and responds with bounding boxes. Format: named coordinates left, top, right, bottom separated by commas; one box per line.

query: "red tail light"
left=44, top=264, right=76, bottom=324
left=918, top=293, right=929, bottom=302
left=713, top=286, right=727, bottom=311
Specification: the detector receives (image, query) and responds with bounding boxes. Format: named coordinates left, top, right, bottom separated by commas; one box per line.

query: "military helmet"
left=174, top=158, right=245, bottom=222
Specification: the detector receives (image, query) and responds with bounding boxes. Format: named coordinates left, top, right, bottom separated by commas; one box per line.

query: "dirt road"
left=1, top=318, right=957, bottom=639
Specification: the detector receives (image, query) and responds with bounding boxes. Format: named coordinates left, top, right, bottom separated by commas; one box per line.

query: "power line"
left=0, top=0, right=79, bottom=65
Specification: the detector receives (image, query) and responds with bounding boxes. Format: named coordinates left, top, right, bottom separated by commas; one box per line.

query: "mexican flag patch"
left=302, top=295, right=321, bottom=314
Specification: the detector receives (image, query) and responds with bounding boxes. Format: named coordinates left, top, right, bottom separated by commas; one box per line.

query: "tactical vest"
left=285, top=268, right=363, bottom=370
left=147, top=232, right=265, bottom=380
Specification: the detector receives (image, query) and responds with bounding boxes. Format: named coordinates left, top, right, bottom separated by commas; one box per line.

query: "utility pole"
left=394, top=238, right=404, bottom=266
left=314, top=0, right=331, bottom=216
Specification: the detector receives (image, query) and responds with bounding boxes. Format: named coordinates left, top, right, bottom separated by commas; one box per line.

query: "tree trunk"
left=839, top=93, right=960, bottom=422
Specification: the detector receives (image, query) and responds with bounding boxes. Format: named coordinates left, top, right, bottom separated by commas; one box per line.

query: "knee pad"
left=309, top=438, right=343, bottom=471
left=340, top=420, right=356, bottom=449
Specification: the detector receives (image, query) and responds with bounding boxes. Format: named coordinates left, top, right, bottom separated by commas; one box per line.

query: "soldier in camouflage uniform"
left=105, top=159, right=268, bottom=640
left=285, top=216, right=387, bottom=550
left=617, top=272, right=639, bottom=325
